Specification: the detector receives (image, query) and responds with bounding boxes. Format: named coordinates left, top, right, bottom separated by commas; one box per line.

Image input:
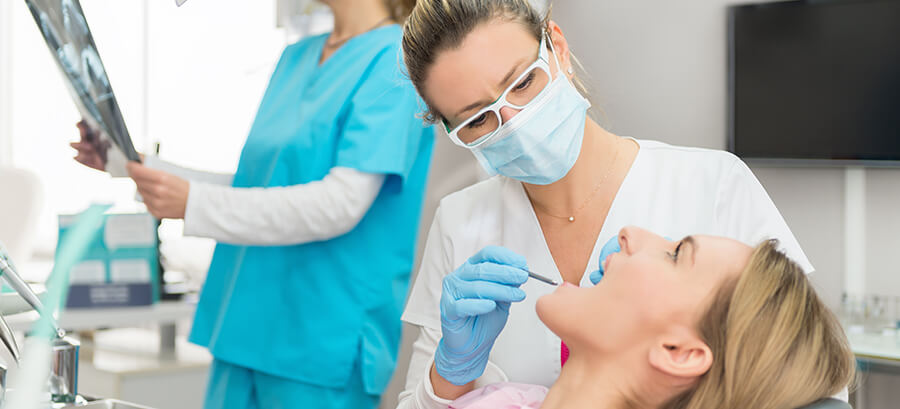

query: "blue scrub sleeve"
left=335, top=46, right=426, bottom=191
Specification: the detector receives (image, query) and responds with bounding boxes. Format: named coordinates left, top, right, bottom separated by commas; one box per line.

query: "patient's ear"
left=648, top=335, right=712, bottom=380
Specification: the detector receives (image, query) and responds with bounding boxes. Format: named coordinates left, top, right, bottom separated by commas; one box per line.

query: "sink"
left=76, top=399, right=155, bottom=409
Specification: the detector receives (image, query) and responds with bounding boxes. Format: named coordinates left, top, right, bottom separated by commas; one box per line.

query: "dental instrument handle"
left=0, top=256, right=64, bottom=339
left=0, top=257, right=46, bottom=313
left=526, top=270, right=558, bottom=286
left=0, top=313, right=20, bottom=363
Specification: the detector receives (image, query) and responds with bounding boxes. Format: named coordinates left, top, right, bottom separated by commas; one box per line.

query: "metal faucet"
left=50, top=336, right=80, bottom=404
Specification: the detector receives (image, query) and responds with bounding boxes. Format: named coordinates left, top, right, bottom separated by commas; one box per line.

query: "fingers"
left=446, top=298, right=497, bottom=318
left=73, top=148, right=105, bottom=171
left=468, top=245, right=528, bottom=270
left=596, top=236, right=621, bottom=276
left=129, top=166, right=188, bottom=220
left=127, top=162, right=166, bottom=185
left=135, top=183, right=171, bottom=206
left=589, top=269, right=602, bottom=285
left=74, top=154, right=102, bottom=170
left=136, top=187, right=167, bottom=219
left=135, top=184, right=157, bottom=200
left=76, top=120, right=97, bottom=143
left=454, top=262, right=527, bottom=286
left=130, top=164, right=164, bottom=199
left=450, top=278, right=526, bottom=303
left=76, top=120, right=89, bottom=138
left=441, top=247, right=532, bottom=320
left=71, top=142, right=99, bottom=157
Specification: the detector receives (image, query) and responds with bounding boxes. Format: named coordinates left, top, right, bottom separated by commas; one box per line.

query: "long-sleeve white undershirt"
left=143, top=156, right=385, bottom=246
left=397, top=325, right=508, bottom=409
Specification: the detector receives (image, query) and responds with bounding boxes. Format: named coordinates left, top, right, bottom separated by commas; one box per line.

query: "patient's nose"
left=618, top=227, right=636, bottom=255
left=618, top=226, right=663, bottom=255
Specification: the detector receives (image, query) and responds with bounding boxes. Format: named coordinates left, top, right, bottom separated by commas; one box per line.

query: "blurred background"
left=0, top=0, right=897, bottom=408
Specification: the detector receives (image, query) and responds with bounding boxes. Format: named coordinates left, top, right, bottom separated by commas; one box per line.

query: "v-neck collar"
left=512, top=138, right=644, bottom=287
left=314, top=23, right=399, bottom=70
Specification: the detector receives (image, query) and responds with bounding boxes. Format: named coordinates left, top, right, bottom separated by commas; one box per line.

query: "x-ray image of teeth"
left=25, top=0, right=140, bottom=175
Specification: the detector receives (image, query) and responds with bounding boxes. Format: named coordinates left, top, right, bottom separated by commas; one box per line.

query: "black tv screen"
left=728, top=0, right=900, bottom=164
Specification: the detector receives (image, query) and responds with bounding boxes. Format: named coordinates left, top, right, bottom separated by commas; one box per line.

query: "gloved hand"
left=589, top=234, right=672, bottom=285
left=589, top=235, right=621, bottom=285
left=435, top=246, right=529, bottom=386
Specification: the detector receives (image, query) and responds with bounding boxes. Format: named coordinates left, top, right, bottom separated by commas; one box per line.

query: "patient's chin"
left=535, top=292, right=575, bottom=340
left=535, top=294, right=560, bottom=331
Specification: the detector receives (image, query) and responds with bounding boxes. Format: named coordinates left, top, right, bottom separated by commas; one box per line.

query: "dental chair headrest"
left=797, top=399, right=851, bottom=409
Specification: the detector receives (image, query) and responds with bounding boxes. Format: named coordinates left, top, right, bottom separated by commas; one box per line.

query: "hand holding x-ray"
left=70, top=119, right=110, bottom=172
left=25, top=0, right=140, bottom=176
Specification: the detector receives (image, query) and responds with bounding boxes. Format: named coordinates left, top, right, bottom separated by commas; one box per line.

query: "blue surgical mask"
left=470, top=72, right=590, bottom=185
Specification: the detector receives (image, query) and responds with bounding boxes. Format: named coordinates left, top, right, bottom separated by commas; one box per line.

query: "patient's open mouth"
left=603, top=254, right=614, bottom=273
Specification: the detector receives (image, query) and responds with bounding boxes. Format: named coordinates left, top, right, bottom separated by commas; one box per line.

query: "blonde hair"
left=665, top=240, right=856, bottom=409
left=401, top=0, right=590, bottom=123
left=385, top=0, right=417, bottom=22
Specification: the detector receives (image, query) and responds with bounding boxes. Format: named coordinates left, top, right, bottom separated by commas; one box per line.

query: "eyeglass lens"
left=457, top=66, right=550, bottom=144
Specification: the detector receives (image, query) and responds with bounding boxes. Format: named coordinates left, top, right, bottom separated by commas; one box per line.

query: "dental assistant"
left=395, top=1, right=813, bottom=408
left=73, top=1, right=432, bottom=408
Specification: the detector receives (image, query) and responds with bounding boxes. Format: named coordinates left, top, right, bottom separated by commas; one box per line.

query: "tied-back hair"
left=665, top=240, right=856, bottom=409
left=401, top=0, right=590, bottom=123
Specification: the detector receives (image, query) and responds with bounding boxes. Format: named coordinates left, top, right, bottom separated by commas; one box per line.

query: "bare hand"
left=127, top=162, right=190, bottom=219
left=71, top=120, right=109, bottom=171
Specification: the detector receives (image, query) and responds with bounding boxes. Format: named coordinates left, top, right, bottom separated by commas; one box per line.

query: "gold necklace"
left=532, top=140, right=622, bottom=223
left=323, top=16, right=392, bottom=49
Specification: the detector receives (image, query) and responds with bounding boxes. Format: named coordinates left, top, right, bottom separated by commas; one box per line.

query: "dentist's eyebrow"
left=453, top=57, right=531, bottom=119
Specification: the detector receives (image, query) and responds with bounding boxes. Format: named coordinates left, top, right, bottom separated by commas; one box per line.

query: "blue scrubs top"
left=189, top=25, right=434, bottom=395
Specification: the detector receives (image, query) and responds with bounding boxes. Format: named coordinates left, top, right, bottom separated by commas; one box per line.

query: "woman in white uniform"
left=396, top=1, right=813, bottom=408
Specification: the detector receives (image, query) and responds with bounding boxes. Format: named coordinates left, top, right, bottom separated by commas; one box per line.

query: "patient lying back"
left=451, top=227, right=855, bottom=409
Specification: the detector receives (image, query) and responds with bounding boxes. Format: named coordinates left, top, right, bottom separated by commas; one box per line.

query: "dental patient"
left=450, top=227, right=855, bottom=409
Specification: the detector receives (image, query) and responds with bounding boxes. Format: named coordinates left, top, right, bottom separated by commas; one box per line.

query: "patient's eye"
left=667, top=241, right=683, bottom=264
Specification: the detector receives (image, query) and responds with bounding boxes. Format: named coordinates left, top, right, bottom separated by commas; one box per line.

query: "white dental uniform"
left=397, top=139, right=813, bottom=409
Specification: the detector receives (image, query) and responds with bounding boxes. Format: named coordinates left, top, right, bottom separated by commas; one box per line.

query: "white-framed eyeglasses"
left=442, top=34, right=557, bottom=148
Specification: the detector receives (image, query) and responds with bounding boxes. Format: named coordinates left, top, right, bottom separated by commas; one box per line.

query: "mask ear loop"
left=545, top=30, right=579, bottom=86
left=544, top=30, right=564, bottom=79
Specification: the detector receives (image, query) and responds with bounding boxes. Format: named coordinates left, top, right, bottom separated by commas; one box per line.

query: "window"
left=2, top=0, right=288, bottom=261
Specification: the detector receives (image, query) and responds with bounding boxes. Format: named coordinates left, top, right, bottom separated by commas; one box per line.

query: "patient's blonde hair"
left=665, top=240, right=856, bottom=409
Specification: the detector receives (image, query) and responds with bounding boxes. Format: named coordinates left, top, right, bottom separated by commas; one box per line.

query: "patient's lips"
left=603, top=254, right=613, bottom=273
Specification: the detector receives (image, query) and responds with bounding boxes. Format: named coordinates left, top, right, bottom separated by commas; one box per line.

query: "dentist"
left=396, top=1, right=812, bottom=408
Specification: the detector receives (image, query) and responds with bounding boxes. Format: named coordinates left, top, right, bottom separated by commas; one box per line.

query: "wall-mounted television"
left=728, top=0, right=900, bottom=166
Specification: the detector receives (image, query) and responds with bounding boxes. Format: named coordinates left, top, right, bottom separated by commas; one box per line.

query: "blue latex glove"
left=435, top=246, right=529, bottom=385
left=589, top=236, right=621, bottom=285
left=589, top=235, right=672, bottom=285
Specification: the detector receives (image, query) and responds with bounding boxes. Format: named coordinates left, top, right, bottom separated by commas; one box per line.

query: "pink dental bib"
left=449, top=382, right=549, bottom=409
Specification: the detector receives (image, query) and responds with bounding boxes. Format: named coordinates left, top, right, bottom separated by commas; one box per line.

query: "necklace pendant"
left=568, top=216, right=575, bottom=222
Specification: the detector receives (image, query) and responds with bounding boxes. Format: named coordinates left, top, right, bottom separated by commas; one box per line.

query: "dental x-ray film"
left=25, top=0, right=140, bottom=176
